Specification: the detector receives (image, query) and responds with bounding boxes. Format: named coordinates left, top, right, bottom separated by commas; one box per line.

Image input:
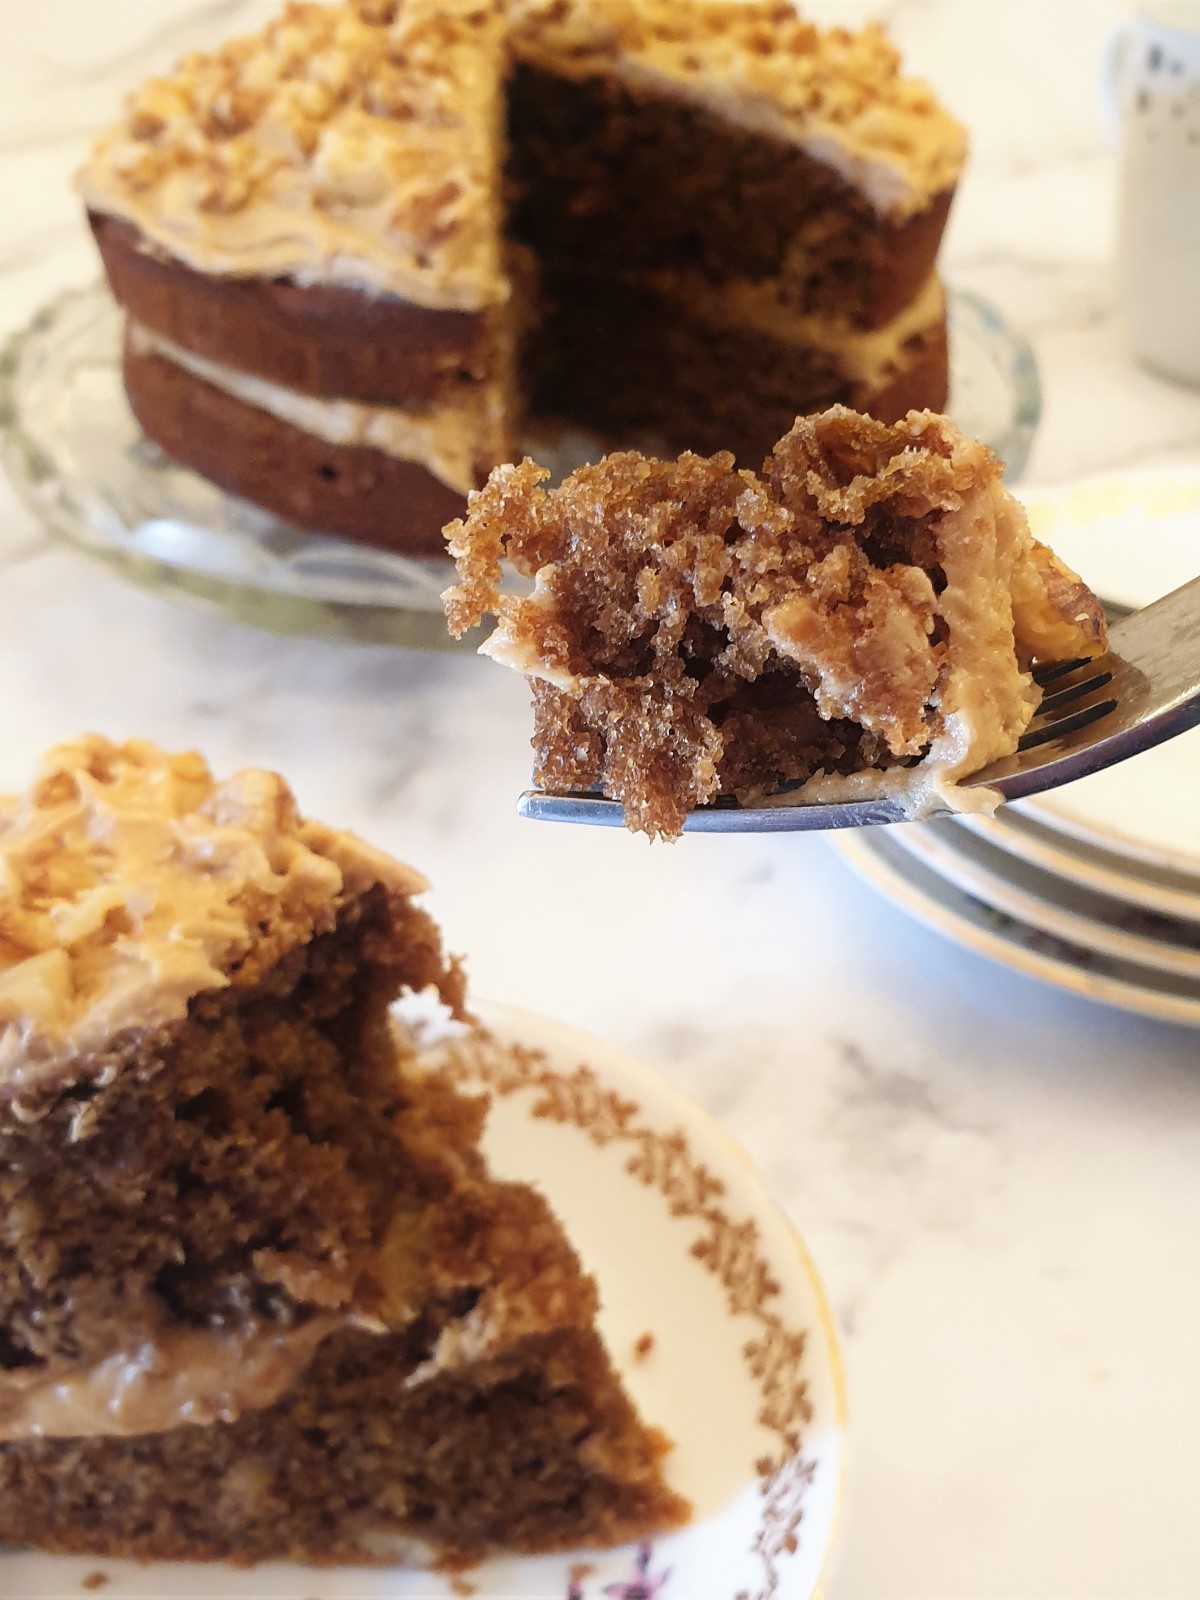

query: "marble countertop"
left=3, top=4, right=1200, bottom=1597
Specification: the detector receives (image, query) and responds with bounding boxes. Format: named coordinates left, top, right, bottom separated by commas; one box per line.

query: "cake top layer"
left=76, top=0, right=508, bottom=309
left=78, top=0, right=963, bottom=298
left=509, top=0, right=967, bottom=218
left=0, top=736, right=427, bottom=1098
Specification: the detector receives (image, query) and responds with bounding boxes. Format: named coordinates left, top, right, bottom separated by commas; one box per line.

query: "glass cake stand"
left=0, top=282, right=1042, bottom=647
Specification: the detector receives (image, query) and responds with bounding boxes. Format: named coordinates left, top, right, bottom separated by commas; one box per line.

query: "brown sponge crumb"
left=445, top=406, right=1106, bottom=839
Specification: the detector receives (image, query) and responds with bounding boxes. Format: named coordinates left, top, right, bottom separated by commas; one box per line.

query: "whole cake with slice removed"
left=77, top=0, right=966, bottom=555
left=443, top=406, right=1108, bottom=840
left=0, top=737, right=687, bottom=1564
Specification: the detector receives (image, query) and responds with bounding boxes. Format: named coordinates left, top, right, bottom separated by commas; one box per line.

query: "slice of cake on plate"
left=0, top=737, right=687, bottom=1564
left=443, top=406, right=1108, bottom=839
left=77, top=0, right=966, bottom=553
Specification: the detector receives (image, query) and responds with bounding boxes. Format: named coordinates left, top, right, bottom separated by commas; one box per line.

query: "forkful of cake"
left=443, top=406, right=1200, bottom=840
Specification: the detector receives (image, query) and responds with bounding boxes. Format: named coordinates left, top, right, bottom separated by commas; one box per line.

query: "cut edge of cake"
left=0, top=736, right=689, bottom=1564
left=508, top=0, right=968, bottom=221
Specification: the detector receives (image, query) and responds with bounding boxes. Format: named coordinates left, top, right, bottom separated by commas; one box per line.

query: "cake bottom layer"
left=0, top=1318, right=686, bottom=1566
left=526, top=267, right=950, bottom=468
left=123, top=336, right=468, bottom=558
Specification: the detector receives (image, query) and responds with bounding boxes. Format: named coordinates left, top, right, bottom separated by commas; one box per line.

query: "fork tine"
left=1032, top=654, right=1093, bottom=687
left=517, top=788, right=912, bottom=830
left=1033, top=666, right=1115, bottom=719
left=517, top=792, right=627, bottom=826
left=1017, top=691, right=1118, bottom=751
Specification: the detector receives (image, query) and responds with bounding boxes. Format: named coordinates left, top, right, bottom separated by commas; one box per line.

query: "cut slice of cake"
left=77, top=0, right=966, bottom=552
left=444, top=406, right=1108, bottom=840
left=0, top=737, right=687, bottom=1564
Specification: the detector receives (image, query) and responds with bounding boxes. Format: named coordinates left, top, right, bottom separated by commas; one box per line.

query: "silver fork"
left=517, top=574, right=1200, bottom=832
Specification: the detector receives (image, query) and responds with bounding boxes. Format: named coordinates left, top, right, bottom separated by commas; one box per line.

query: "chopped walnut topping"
left=0, top=737, right=429, bottom=1098
left=78, top=0, right=963, bottom=308
left=77, top=0, right=508, bottom=309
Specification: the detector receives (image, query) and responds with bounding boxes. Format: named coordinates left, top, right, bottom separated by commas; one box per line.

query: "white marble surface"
left=2, top=4, right=1200, bottom=1598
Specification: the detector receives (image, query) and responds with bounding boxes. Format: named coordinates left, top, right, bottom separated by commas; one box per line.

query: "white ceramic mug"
left=1104, top=2, right=1200, bottom=385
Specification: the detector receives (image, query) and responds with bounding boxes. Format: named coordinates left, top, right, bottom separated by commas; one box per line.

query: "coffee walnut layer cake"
left=78, top=0, right=965, bottom=554
left=444, top=407, right=1108, bottom=840
left=0, top=738, right=687, bottom=1564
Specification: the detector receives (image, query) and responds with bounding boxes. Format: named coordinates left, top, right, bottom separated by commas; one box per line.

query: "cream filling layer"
left=645, top=270, right=946, bottom=391
left=0, top=1316, right=349, bottom=1443
left=128, top=323, right=496, bottom=496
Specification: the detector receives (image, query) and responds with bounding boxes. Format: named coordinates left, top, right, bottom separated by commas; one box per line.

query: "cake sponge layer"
left=0, top=739, right=465, bottom=1369
left=122, top=336, right=469, bottom=554
left=91, top=213, right=501, bottom=407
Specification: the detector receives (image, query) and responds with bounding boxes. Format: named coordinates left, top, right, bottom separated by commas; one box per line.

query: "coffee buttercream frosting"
left=0, top=736, right=427, bottom=1098
left=77, top=0, right=509, bottom=309
left=78, top=0, right=965, bottom=308
left=0, top=1317, right=344, bottom=1443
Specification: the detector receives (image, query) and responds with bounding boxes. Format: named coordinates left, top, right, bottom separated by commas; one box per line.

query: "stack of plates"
left=836, top=468, right=1200, bottom=1025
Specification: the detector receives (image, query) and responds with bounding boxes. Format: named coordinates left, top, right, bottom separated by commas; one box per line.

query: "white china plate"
left=1, top=1002, right=846, bottom=1600
left=1021, top=467, right=1200, bottom=614
left=0, top=281, right=1039, bottom=645
left=834, top=829, right=1200, bottom=1027
left=1015, top=469, right=1200, bottom=874
left=956, top=811, right=1200, bottom=922
left=891, top=820, right=1200, bottom=978
left=1017, top=741, right=1200, bottom=879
